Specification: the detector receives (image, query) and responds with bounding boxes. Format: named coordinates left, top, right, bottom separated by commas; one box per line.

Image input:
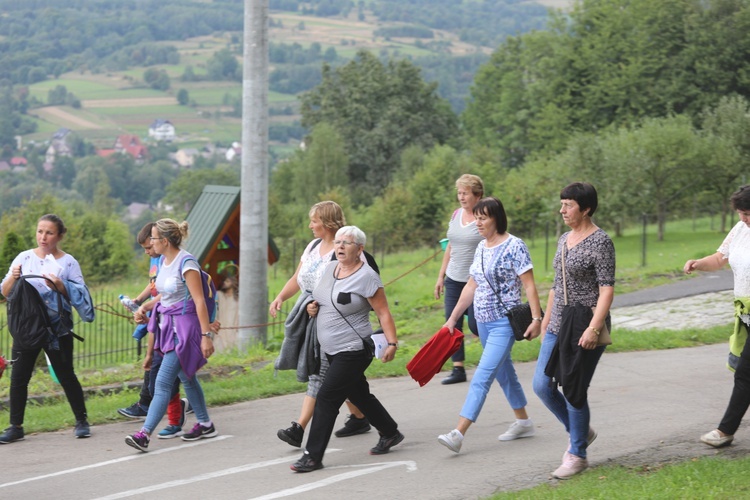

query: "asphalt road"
left=0, top=271, right=741, bottom=499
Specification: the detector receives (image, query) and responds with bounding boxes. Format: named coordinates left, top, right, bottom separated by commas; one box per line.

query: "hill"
left=8, top=0, right=561, bottom=153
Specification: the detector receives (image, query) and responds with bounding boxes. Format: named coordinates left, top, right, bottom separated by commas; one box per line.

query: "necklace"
left=567, top=225, right=596, bottom=247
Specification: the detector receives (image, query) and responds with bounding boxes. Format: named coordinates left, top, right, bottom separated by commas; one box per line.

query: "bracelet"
left=387, top=342, right=398, bottom=348
left=532, top=317, right=543, bottom=322
left=588, top=326, right=600, bottom=336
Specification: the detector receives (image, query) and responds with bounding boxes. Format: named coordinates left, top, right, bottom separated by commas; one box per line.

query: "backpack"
left=176, top=255, right=217, bottom=322
left=6, top=275, right=76, bottom=351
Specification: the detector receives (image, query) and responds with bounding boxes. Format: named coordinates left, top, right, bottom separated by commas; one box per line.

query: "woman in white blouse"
left=684, top=185, right=750, bottom=448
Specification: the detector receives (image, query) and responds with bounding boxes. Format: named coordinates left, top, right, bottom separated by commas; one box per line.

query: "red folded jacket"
left=407, top=327, right=464, bottom=387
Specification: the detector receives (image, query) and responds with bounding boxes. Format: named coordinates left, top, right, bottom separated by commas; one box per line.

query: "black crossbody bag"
left=481, top=243, right=535, bottom=341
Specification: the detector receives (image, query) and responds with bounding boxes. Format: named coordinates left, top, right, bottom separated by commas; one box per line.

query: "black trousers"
left=9, top=334, right=87, bottom=426
left=719, top=333, right=750, bottom=435
left=305, top=349, right=399, bottom=462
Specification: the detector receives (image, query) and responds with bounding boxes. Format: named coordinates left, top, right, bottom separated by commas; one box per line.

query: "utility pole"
left=239, top=0, right=269, bottom=349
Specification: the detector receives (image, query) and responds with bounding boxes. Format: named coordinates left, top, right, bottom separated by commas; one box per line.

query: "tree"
left=177, top=88, right=189, bottom=105
left=699, top=95, right=750, bottom=231
left=206, top=48, right=240, bottom=81
left=294, top=123, right=349, bottom=204
left=300, top=50, right=458, bottom=201
left=163, top=166, right=240, bottom=216
left=143, top=68, right=170, bottom=90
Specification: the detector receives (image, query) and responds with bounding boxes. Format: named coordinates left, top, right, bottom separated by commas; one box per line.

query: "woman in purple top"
left=125, top=218, right=218, bottom=452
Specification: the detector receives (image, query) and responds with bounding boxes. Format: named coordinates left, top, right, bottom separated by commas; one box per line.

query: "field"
left=21, top=10, right=492, bottom=152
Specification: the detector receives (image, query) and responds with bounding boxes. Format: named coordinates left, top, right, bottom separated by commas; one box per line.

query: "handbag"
left=481, top=244, right=535, bottom=341
left=561, top=243, right=612, bottom=346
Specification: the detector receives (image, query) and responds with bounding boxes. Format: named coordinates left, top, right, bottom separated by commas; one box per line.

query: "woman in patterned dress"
left=532, top=182, right=616, bottom=479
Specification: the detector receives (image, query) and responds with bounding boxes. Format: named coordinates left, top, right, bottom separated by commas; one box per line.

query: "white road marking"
left=91, top=449, right=342, bottom=499
left=0, top=435, right=233, bottom=490
left=249, top=461, right=418, bottom=500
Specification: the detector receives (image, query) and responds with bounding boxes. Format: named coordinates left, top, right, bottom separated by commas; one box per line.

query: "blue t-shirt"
left=470, top=235, right=533, bottom=323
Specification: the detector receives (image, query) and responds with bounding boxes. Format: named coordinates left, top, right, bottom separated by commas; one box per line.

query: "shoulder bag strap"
left=328, top=263, right=368, bottom=343
left=561, top=241, right=569, bottom=306
left=481, top=243, right=509, bottom=311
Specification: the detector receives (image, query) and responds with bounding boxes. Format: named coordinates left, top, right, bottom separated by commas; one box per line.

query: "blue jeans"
left=460, top=317, right=527, bottom=422
left=532, top=331, right=605, bottom=458
left=444, top=277, right=478, bottom=363
left=143, top=343, right=210, bottom=434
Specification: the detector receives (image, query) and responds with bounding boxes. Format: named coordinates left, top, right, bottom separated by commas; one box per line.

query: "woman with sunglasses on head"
left=125, top=218, right=217, bottom=452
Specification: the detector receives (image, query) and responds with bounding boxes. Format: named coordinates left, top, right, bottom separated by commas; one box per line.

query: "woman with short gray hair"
left=291, top=226, right=403, bottom=472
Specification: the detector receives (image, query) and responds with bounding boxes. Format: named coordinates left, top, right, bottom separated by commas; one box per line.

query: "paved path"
left=611, top=269, right=734, bottom=331
left=0, top=272, right=741, bottom=499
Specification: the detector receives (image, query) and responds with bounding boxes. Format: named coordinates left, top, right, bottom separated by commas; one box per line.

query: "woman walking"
left=291, top=226, right=402, bottom=472
left=125, top=218, right=218, bottom=452
left=437, top=197, right=543, bottom=453
left=684, top=185, right=750, bottom=448
left=532, top=182, right=615, bottom=479
left=434, top=174, right=484, bottom=384
left=0, top=214, right=93, bottom=444
left=271, top=202, right=370, bottom=448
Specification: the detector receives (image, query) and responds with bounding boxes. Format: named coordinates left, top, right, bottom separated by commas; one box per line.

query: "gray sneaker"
left=0, top=425, right=24, bottom=444
left=75, top=420, right=91, bottom=438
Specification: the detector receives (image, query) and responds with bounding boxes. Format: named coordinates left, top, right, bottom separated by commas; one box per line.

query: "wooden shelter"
left=183, top=185, right=279, bottom=283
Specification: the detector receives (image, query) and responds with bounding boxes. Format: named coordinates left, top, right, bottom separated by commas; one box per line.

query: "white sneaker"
left=498, top=420, right=535, bottom=441
left=553, top=452, right=588, bottom=479
left=701, top=429, right=733, bottom=448
left=437, top=429, right=463, bottom=453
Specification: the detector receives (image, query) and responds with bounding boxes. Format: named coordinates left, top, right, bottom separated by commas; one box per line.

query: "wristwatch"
left=202, top=332, right=214, bottom=340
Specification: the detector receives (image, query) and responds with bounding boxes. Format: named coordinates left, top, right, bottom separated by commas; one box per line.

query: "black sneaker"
left=441, top=366, right=466, bottom=385
left=334, top=415, right=371, bottom=438
left=370, top=431, right=404, bottom=455
left=0, top=425, right=24, bottom=444
left=277, top=421, right=304, bottom=448
left=75, top=420, right=91, bottom=438
left=290, top=452, right=323, bottom=473
left=181, top=422, right=218, bottom=441
left=117, top=402, right=148, bottom=419
left=125, top=431, right=150, bottom=452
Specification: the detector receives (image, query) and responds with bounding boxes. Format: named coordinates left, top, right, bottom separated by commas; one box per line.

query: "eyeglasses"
left=334, top=240, right=359, bottom=247
left=149, top=236, right=164, bottom=241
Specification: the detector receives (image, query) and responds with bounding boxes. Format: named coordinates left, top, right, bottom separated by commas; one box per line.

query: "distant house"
left=225, top=142, right=242, bottom=161
left=45, top=128, right=73, bottom=166
left=148, top=119, right=175, bottom=142
left=114, top=135, right=149, bottom=161
left=174, top=148, right=200, bottom=168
